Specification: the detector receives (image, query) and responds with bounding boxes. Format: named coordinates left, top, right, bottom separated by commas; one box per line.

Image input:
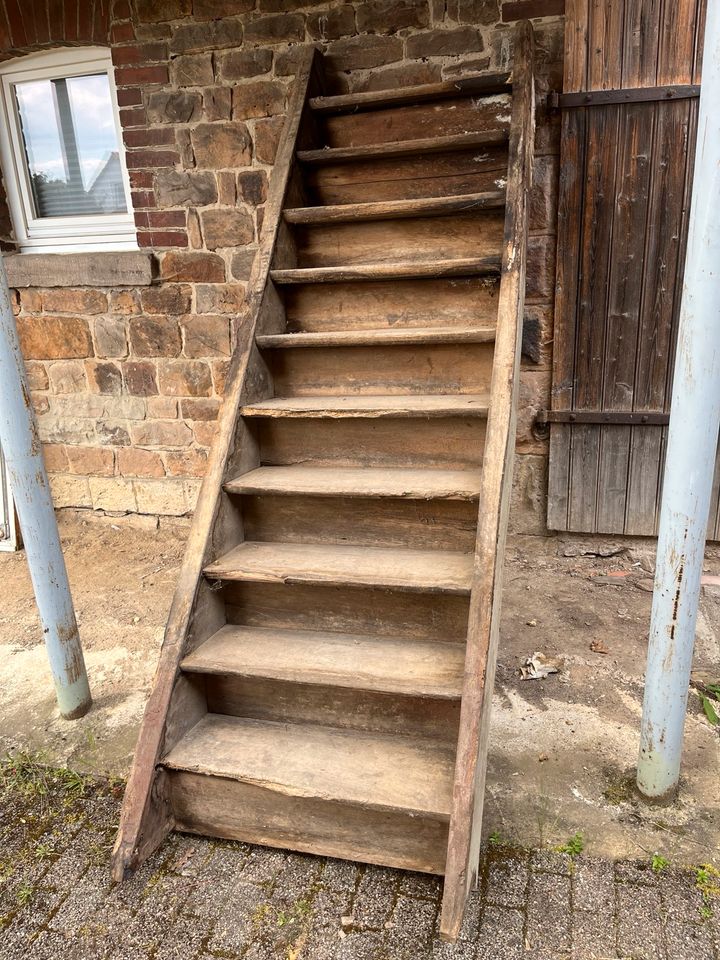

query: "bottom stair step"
left=163, top=715, right=454, bottom=874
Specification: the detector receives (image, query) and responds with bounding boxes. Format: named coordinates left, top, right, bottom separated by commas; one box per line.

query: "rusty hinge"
left=547, top=84, right=700, bottom=112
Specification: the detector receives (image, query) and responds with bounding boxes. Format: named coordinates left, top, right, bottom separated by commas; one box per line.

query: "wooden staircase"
left=112, top=23, right=535, bottom=942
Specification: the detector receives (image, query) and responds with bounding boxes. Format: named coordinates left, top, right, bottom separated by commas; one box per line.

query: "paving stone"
left=484, top=855, right=530, bottom=909
left=321, top=858, right=361, bottom=894
left=456, top=888, right=482, bottom=941
left=616, top=884, right=667, bottom=960
left=663, top=917, right=715, bottom=960
left=384, top=894, right=438, bottom=957
left=616, top=859, right=661, bottom=887
left=398, top=870, right=443, bottom=900
left=352, top=866, right=399, bottom=930
left=476, top=905, right=525, bottom=960
left=571, top=907, right=616, bottom=960
left=207, top=882, right=265, bottom=954
left=661, top=870, right=708, bottom=919
left=525, top=872, right=572, bottom=958
left=530, top=850, right=575, bottom=876
left=239, top=847, right=287, bottom=887
left=573, top=856, right=616, bottom=911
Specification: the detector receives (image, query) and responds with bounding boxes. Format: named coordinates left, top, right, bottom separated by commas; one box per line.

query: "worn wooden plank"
left=284, top=191, right=506, bottom=225
left=204, top=541, right=475, bottom=595
left=309, top=72, right=511, bottom=114
left=271, top=257, right=501, bottom=285
left=169, top=770, right=449, bottom=874
left=256, top=326, right=497, bottom=349
left=182, top=625, right=465, bottom=699
left=110, top=47, right=324, bottom=882
left=241, top=394, right=490, bottom=419
left=163, top=715, right=455, bottom=819
left=297, top=130, right=509, bottom=165
left=440, top=20, right=535, bottom=941
left=225, top=466, right=483, bottom=500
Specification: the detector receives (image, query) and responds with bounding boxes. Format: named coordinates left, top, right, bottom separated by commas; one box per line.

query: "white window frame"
left=0, top=445, right=19, bottom=552
left=0, top=47, right=137, bottom=254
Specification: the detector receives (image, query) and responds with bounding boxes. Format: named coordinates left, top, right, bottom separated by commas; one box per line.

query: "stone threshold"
left=4, top=250, right=155, bottom=288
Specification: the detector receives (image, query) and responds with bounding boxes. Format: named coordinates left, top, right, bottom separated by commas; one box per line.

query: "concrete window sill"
left=3, top=251, right=155, bottom=288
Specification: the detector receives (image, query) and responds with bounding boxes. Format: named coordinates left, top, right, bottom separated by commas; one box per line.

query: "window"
left=0, top=48, right=136, bottom=253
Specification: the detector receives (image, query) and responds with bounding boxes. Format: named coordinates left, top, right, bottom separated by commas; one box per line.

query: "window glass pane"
left=14, top=72, right=127, bottom=219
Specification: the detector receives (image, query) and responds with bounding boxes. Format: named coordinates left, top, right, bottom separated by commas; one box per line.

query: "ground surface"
left=0, top=757, right=718, bottom=960
left=1, top=511, right=718, bottom=868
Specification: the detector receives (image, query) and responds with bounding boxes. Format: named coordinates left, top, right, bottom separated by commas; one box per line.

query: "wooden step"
left=255, top=326, right=496, bottom=350
left=296, top=130, right=509, bottom=165
left=163, top=714, right=454, bottom=820
left=270, top=257, right=501, bottom=285
left=204, top=541, right=474, bottom=594
left=181, top=625, right=465, bottom=698
left=225, top=465, right=482, bottom=500
left=240, top=394, right=490, bottom=419
left=283, top=191, right=505, bottom=225
left=309, top=71, right=511, bottom=114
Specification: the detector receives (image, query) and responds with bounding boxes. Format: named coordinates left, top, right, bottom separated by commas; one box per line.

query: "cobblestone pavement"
left=0, top=761, right=718, bottom=960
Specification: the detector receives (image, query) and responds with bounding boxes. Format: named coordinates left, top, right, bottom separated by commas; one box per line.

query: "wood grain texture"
left=440, top=20, right=535, bottom=940
left=111, top=47, right=324, bottom=882
left=309, top=72, right=511, bottom=114
left=271, top=257, right=501, bottom=284
left=241, top=394, right=490, bottom=419
left=182, top=625, right=464, bottom=698
left=256, top=326, right=496, bottom=349
left=297, top=130, right=509, bottom=165
left=204, top=541, right=475, bottom=594
left=225, top=465, right=483, bottom=500
left=283, top=191, right=505, bottom=225
left=163, top=714, right=455, bottom=819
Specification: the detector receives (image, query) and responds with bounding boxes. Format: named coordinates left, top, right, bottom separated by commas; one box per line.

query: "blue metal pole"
left=0, top=262, right=91, bottom=720
left=637, top=0, right=720, bottom=800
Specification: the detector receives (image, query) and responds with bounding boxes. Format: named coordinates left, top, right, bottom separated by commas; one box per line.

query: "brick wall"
left=0, top=0, right=562, bottom=529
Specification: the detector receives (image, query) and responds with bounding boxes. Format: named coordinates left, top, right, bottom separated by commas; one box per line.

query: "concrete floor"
left=0, top=511, right=718, bottom=869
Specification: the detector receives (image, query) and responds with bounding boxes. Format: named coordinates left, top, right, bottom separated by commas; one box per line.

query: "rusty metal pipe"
left=0, top=260, right=91, bottom=720
left=637, top=0, right=720, bottom=800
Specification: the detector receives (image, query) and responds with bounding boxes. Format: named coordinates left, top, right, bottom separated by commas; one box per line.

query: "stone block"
left=155, top=171, right=218, bottom=207
left=108, top=291, right=140, bottom=316
left=180, top=397, right=221, bottom=421
left=326, top=35, right=403, bottom=71
left=230, top=248, right=257, bottom=280
left=211, top=359, right=231, bottom=395
left=157, top=359, right=213, bottom=397
left=163, top=447, right=209, bottom=477
left=509, top=453, right=548, bottom=536
left=192, top=420, right=217, bottom=446
left=307, top=5, right=356, bottom=40
left=42, top=443, right=69, bottom=472
left=49, top=474, right=92, bottom=509
left=146, top=396, right=178, bottom=418
left=218, top=48, right=273, bottom=81
left=200, top=208, right=254, bottom=250
left=66, top=445, right=115, bottom=477
left=146, top=90, right=202, bottom=123
left=140, top=284, right=193, bottom=315
left=203, top=87, right=232, bottom=121
left=131, top=419, right=193, bottom=447
left=356, top=0, right=430, bottom=33
left=93, top=317, right=129, bottom=358
left=18, top=316, right=93, bottom=360
left=135, top=0, right=190, bottom=22
left=134, top=478, right=188, bottom=515
left=243, top=13, right=305, bottom=43
left=457, top=0, right=499, bottom=25
left=128, top=317, right=182, bottom=357
left=48, top=360, right=87, bottom=394
left=217, top=171, right=237, bottom=205
left=195, top=284, right=248, bottom=314
left=97, top=421, right=131, bottom=446
left=191, top=122, right=252, bottom=168
left=161, top=251, right=226, bottom=282
left=236, top=171, right=268, bottom=208
left=41, top=289, right=108, bottom=315
left=123, top=360, right=159, bottom=396
left=181, top=315, right=231, bottom=357
left=193, top=0, right=254, bottom=17
left=232, top=80, right=286, bottom=120
left=171, top=18, right=244, bottom=54
left=89, top=476, right=137, bottom=512
left=85, top=360, right=123, bottom=396
left=526, top=234, right=555, bottom=301
left=254, top=116, right=285, bottom=164
left=117, top=447, right=166, bottom=478
left=25, top=361, right=49, bottom=391
left=406, top=26, right=484, bottom=57
left=170, top=52, right=213, bottom=87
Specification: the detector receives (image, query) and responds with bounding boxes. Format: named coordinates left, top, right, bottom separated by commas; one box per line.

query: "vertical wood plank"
left=564, top=0, right=590, bottom=92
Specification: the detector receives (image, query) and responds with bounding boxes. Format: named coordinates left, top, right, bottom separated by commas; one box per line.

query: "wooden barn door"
left=547, top=0, right=708, bottom=535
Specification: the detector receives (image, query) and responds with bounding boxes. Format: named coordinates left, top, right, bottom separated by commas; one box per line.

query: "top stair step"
left=162, top=713, right=455, bottom=820
left=296, top=129, right=509, bottom=165
left=283, top=191, right=505, bottom=225
left=308, top=71, right=512, bottom=114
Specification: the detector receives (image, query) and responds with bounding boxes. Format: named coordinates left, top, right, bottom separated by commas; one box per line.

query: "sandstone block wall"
left=0, top=0, right=562, bottom=529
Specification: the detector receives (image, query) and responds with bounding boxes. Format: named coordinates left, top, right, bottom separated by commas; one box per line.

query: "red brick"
left=139, top=231, right=188, bottom=248
left=120, top=107, right=148, bottom=128
left=62, top=0, right=76, bottom=42
left=111, top=21, right=136, bottom=42
left=117, top=87, right=143, bottom=107
left=48, top=0, right=64, bottom=41
left=5, top=0, right=28, bottom=46
left=147, top=211, right=187, bottom=229
left=129, top=170, right=154, bottom=188
left=132, top=190, right=156, bottom=208
left=114, top=65, right=169, bottom=86
left=114, top=1, right=133, bottom=19
left=123, top=127, right=177, bottom=148
left=112, top=42, right=168, bottom=65
left=125, top=149, right=180, bottom=169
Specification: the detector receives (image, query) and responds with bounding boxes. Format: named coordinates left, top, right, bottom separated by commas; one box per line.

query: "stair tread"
left=255, top=326, right=496, bottom=349
left=204, top=541, right=474, bottom=594
left=283, top=191, right=505, bottom=225
left=181, top=625, right=465, bottom=698
left=308, top=71, right=511, bottom=114
left=240, top=394, right=490, bottom=419
left=271, top=258, right=500, bottom=285
left=163, top=714, right=455, bottom=819
left=296, top=130, right=509, bottom=165
left=225, top=465, right=483, bottom=500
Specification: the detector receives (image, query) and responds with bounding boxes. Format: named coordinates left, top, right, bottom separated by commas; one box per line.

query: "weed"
left=16, top=885, right=33, bottom=907
left=33, top=841, right=56, bottom=862
left=698, top=692, right=720, bottom=726
left=696, top=864, right=720, bottom=897
left=557, top=833, right=584, bottom=857
left=651, top=855, right=669, bottom=873
left=488, top=830, right=504, bottom=847
left=700, top=904, right=714, bottom=920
